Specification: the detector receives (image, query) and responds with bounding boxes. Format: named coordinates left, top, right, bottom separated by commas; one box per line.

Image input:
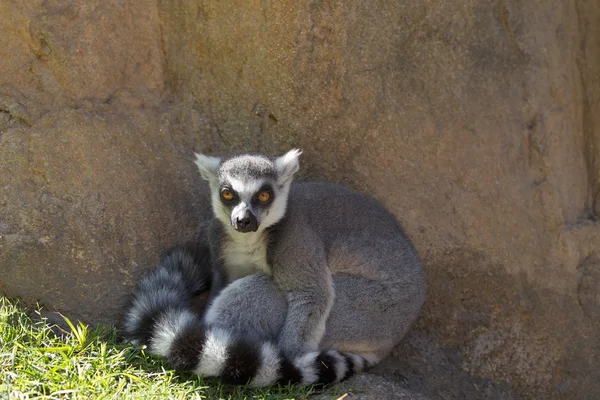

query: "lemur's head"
left=194, top=149, right=301, bottom=233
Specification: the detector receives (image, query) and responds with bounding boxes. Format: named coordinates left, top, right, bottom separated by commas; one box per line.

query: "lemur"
left=123, top=149, right=425, bottom=387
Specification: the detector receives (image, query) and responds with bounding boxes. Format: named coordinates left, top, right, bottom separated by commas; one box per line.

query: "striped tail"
left=122, top=244, right=211, bottom=345
left=145, top=307, right=377, bottom=387
left=122, top=245, right=375, bottom=386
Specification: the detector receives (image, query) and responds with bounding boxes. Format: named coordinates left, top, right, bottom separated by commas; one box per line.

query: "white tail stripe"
left=125, top=288, right=182, bottom=335
left=361, top=353, right=380, bottom=368
left=327, top=350, right=348, bottom=382
left=250, top=342, right=281, bottom=387
left=195, top=328, right=231, bottom=377
left=348, top=354, right=365, bottom=371
left=294, top=352, right=319, bottom=385
left=149, top=309, right=196, bottom=357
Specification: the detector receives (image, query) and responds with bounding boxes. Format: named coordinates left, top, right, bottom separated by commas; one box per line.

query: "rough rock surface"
left=316, top=373, right=430, bottom=400
left=1, top=1, right=598, bottom=399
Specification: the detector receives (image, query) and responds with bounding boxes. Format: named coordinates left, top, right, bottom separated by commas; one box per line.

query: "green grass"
left=0, top=298, right=332, bottom=400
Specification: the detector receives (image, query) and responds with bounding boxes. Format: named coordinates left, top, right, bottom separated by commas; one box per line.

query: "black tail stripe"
left=129, top=307, right=160, bottom=346
left=342, top=354, right=356, bottom=381
left=361, top=355, right=373, bottom=369
left=122, top=244, right=212, bottom=346
left=315, top=352, right=338, bottom=385
left=164, top=244, right=212, bottom=295
left=277, top=357, right=302, bottom=386
left=166, top=324, right=207, bottom=370
left=220, top=339, right=261, bottom=385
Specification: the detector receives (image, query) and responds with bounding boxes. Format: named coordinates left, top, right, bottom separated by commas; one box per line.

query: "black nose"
left=234, top=212, right=258, bottom=232
left=238, top=216, right=251, bottom=227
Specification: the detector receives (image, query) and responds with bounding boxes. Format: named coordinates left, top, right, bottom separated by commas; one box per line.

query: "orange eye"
left=257, top=191, right=271, bottom=202
left=221, top=190, right=234, bottom=201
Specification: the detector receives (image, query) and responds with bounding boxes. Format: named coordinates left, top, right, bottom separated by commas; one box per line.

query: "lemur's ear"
left=275, top=149, right=301, bottom=183
left=194, top=153, right=221, bottom=181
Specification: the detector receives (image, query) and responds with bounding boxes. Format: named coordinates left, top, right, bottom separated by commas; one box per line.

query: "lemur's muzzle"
left=232, top=208, right=258, bottom=233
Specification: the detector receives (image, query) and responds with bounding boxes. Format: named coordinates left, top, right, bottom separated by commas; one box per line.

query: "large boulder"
left=1, top=1, right=598, bottom=398
left=0, top=103, right=215, bottom=323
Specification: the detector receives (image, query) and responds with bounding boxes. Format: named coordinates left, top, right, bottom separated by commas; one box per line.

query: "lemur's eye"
left=221, top=189, right=234, bottom=201
left=257, top=191, right=271, bottom=202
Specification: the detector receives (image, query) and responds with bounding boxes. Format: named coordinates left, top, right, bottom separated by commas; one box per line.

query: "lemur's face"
left=194, top=150, right=301, bottom=233
left=215, top=163, right=279, bottom=233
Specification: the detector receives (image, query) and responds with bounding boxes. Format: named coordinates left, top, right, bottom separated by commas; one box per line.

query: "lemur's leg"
left=321, top=273, right=424, bottom=359
left=135, top=272, right=374, bottom=387
left=204, top=268, right=332, bottom=358
left=203, top=274, right=287, bottom=343
left=270, top=224, right=335, bottom=359
left=203, top=272, right=419, bottom=363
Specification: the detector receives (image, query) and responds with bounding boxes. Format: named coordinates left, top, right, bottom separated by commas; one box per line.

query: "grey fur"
left=200, top=149, right=425, bottom=376
left=125, top=149, right=425, bottom=387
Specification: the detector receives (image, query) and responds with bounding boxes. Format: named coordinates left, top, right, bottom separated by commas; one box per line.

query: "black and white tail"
left=122, top=246, right=375, bottom=387
left=122, top=244, right=211, bottom=346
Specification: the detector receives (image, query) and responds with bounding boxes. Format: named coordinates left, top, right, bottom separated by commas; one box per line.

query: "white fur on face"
left=212, top=177, right=292, bottom=232
left=212, top=178, right=265, bottom=229
left=230, top=178, right=270, bottom=229
left=211, top=183, right=232, bottom=228
left=228, top=177, right=264, bottom=199
left=208, top=149, right=301, bottom=232
left=258, top=182, right=291, bottom=230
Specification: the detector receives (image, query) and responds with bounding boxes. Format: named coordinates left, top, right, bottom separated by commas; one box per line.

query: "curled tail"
left=122, top=245, right=375, bottom=386
left=122, top=244, right=211, bottom=345
left=144, top=307, right=376, bottom=387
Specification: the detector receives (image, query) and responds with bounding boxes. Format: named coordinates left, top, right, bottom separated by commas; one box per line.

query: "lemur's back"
left=287, top=181, right=423, bottom=280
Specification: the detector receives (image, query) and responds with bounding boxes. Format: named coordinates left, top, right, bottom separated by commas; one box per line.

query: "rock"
left=0, top=1, right=599, bottom=399
left=578, top=261, right=600, bottom=321
left=315, top=373, right=430, bottom=400
left=377, top=332, right=523, bottom=400
left=0, top=102, right=214, bottom=325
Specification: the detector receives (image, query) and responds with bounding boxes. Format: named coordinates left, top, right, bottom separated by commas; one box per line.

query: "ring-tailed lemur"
left=123, top=149, right=425, bottom=387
